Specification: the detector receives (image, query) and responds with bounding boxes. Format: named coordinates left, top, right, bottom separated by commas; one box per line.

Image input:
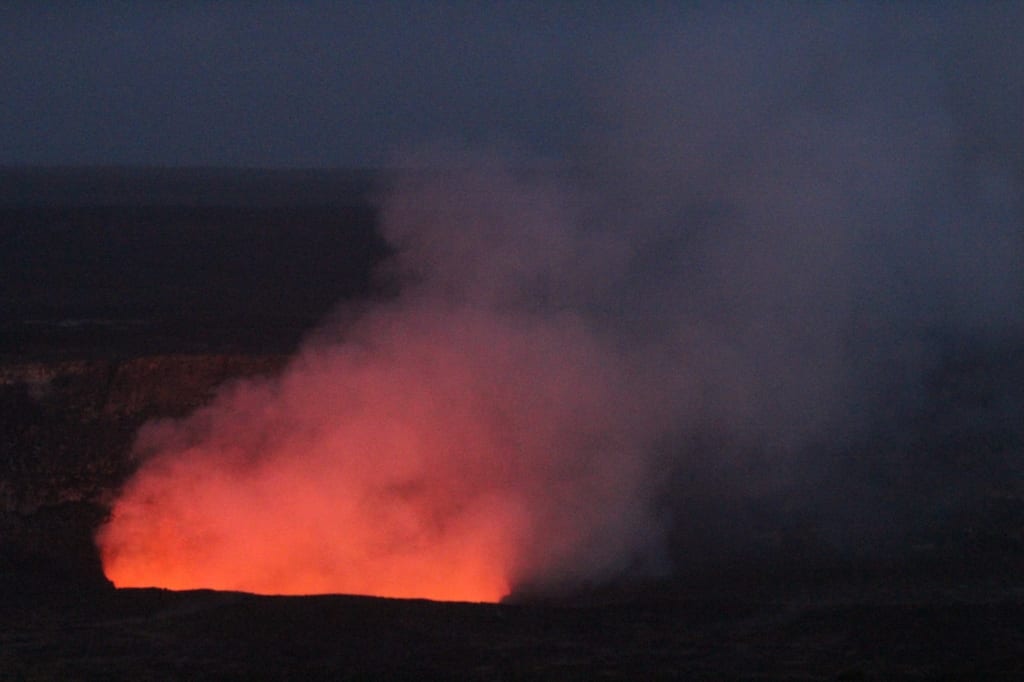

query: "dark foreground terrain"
left=2, top=587, right=1021, bottom=681
left=1, top=168, right=1021, bottom=680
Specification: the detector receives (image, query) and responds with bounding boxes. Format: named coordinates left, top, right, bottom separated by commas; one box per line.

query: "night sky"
left=2, top=2, right=1018, bottom=170
left=2, top=2, right=655, bottom=168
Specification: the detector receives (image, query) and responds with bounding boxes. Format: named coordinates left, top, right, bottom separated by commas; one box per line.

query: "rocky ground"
left=0, top=353, right=286, bottom=598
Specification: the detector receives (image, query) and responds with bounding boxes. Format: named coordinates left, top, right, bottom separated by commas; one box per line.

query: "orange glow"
left=95, top=306, right=650, bottom=603
left=98, top=460, right=518, bottom=601
left=96, top=392, right=526, bottom=602
left=94, top=164, right=670, bottom=603
left=97, top=434, right=525, bottom=601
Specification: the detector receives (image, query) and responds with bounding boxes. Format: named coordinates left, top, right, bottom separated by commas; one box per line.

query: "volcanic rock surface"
left=0, top=353, right=285, bottom=599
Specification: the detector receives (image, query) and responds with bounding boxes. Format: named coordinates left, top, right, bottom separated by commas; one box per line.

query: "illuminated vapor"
left=96, top=165, right=669, bottom=602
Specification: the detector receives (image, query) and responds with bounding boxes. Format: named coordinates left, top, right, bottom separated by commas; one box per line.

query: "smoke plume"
left=96, top=161, right=679, bottom=601
left=97, top=5, right=1023, bottom=601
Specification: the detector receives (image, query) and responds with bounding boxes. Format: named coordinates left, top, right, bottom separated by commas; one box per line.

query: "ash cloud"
left=98, top=5, right=1023, bottom=598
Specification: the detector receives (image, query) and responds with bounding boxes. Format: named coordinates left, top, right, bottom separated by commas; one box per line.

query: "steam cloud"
left=97, top=6, right=1023, bottom=601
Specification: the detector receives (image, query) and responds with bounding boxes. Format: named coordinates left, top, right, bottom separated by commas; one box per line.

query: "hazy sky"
left=1, top=1, right=668, bottom=168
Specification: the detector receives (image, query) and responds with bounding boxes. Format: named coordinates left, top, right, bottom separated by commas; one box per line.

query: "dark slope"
left=1, top=588, right=1021, bottom=680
